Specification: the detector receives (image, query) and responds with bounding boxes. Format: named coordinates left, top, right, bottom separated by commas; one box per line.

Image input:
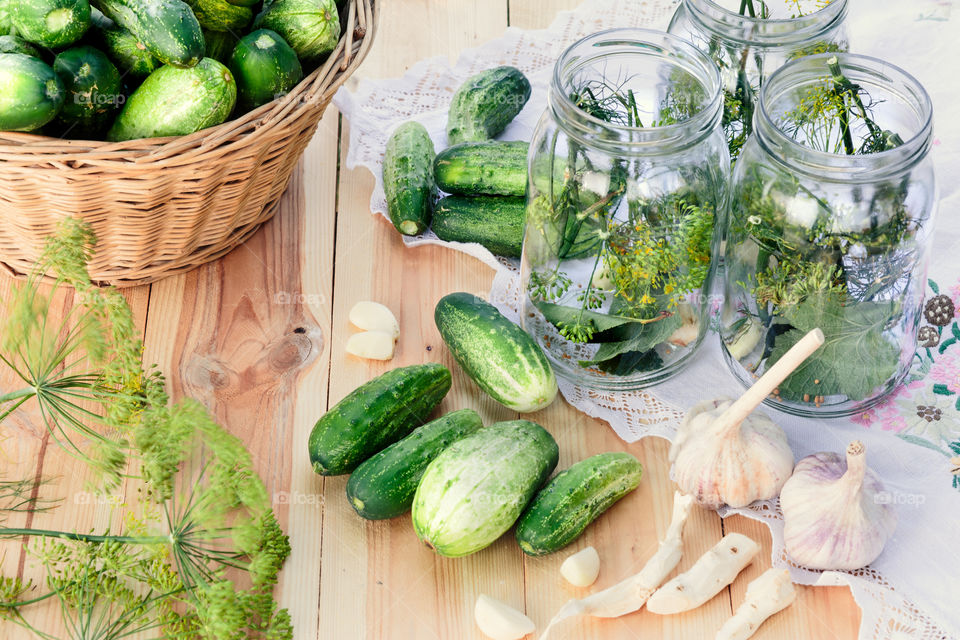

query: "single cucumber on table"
left=254, top=0, right=339, bottom=63
left=107, top=57, right=236, bottom=141
left=229, top=28, right=302, bottom=111
left=515, top=452, right=643, bottom=556
left=447, top=66, right=531, bottom=144
left=53, top=45, right=121, bottom=135
left=87, top=8, right=160, bottom=80
left=412, top=419, right=559, bottom=557
left=434, top=292, right=557, bottom=413
left=308, top=363, right=452, bottom=476
left=90, top=0, right=204, bottom=67
left=12, top=0, right=90, bottom=49
left=434, top=140, right=528, bottom=197
left=432, top=195, right=524, bottom=258
left=0, top=34, right=40, bottom=56
left=382, top=120, right=436, bottom=236
left=0, top=53, right=65, bottom=132
left=346, top=408, right=483, bottom=520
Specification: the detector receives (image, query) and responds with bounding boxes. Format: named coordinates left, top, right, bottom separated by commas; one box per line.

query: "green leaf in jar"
left=767, top=292, right=899, bottom=401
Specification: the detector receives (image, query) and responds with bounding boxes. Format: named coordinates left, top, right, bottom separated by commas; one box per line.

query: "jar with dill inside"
left=667, top=0, right=848, bottom=161
left=521, top=29, right=729, bottom=390
left=721, top=53, right=936, bottom=416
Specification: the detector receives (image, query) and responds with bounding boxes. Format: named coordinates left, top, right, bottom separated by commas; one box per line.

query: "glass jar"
left=521, top=29, right=729, bottom=390
left=668, top=0, right=848, bottom=160
left=720, top=53, right=936, bottom=417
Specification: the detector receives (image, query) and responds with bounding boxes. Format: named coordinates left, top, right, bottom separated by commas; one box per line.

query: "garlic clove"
left=474, top=594, right=535, bottom=640
left=667, top=302, right=700, bottom=348
left=345, top=331, right=396, bottom=360
left=348, top=301, right=400, bottom=339
left=560, top=546, right=600, bottom=587
left=725, top=319, right=763, bottom=361
left=780, top=440, right=897, bottom=571
left=669, top=398, right=794, bottom=508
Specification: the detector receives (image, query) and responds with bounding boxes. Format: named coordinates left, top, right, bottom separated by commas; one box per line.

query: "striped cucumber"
left=434, top=292, right=557, bottom=413
left=0, top=53, right=64, bottom=132
left=345, top=408, right=483, bottom=520
left=107, top=57, right=236, bottom=141
left=91, top=0, right=204, bottom=68
left=433, top=140, right=528, bottom=197
left=308, top=363, right=452, bottom=476
left=412, top=419, right=559, bottom=557
left=12, top=0, right=90, bottom=48
left=382, top=120, right=436, bottom=236
left=432, top=195, right=524, bottom=258
left=253, top=0, right=339, bottom=63
left=515, top=452, right=643, bottom=556
left=447, top=66, right=531, bottom=144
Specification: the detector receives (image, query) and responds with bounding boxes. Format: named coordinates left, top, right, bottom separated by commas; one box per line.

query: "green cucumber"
left=0, top=34, right=40, bottom=56
left=107, top=57, right=235, bottom=141
left=345, top=408, right=483, bottom=520
left=202, top=27, right=234, bottom=63
left=88, top=9, right=159, bottom=80
left=53, top=45, right=121, bottom=135
left=0, top=0, right=14, bottom=35
left=383, top=121, right=436, bottom=236
left=185, top=0, right=251, bottom=33
left=91, top=0, right=204, bottom=67
left=12, top=0, right=90, bottom=49
left=447, top=66, right=531, bottom=144
left=515, top=452, right=643, bottom=556
left=433, top=195, right=524, bottom=258
left=434, top=141, right=528, bottom=197
left=0, top=53, right=64, bottom=132
left=254, top=0, right=339, bottom=63
left=308, top=363, right=452, bottom=476
left=229, top=29, right=302, bottom=111
left=434, top=292, right=557, bottom=413
left=412, top=419, right=559, bottom=557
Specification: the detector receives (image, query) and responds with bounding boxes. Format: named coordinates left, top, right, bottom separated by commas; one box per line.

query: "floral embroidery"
left=855, top=279, right=960, bottom=491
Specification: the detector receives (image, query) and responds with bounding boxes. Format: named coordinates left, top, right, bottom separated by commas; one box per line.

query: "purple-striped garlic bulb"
left=780, top=441, right=897, bottom=571
left=669, top=397, right=795, bottom=509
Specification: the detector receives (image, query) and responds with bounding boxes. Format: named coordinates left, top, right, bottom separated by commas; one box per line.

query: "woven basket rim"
left=0, top=0, right=376, bottom=166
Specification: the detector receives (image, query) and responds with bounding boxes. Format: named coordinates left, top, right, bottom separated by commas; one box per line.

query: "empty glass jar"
left=668, top=0, right=848, bottom=160
left=720, top=53, right=936, bottom=416
left=521, top=29, right=729, bottom=390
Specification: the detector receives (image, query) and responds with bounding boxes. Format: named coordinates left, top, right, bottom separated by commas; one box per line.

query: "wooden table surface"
left=0, top=1, right=863, bottom=639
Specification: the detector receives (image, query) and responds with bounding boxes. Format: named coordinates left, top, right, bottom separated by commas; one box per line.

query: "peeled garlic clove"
left=349, top=301, right=400, bottom=339
left=345, top=331, right=395, bottom=360
left=780, top=440, right=897, bottom=571
left=474, top=594, right=535, bottom=640
left=560, top=546, right=600, bottom=587
left=669, top=398, right=794, bottom=509
left=725, top=319, right=763, bottom=361
left=667, top=302, right=700, bottom=348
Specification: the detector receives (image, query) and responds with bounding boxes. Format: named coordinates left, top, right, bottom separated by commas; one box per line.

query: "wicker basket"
left=0, top=0, right=376, bottom=286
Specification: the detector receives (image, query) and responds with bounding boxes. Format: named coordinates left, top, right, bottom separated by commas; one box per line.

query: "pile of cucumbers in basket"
left=383, top=65, right=533, bottom=257
left=0, top=0, right=342, bottom=139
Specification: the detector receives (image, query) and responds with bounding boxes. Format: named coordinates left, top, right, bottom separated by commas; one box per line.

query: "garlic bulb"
left=669, top=398, right=794, bottom=509
left=780, top=440, right=897, bottom=571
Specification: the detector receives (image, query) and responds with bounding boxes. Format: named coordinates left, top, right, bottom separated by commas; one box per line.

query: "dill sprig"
left=0, top=219, right=293, bottom=640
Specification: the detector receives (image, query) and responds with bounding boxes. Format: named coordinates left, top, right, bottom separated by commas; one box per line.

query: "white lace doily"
left=332, top=1, right=960, bottom=638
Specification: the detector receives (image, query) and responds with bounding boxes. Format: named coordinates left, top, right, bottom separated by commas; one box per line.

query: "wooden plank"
left=0, top=281, right=149, bottom=636
left=508, top=0, right=580, bottom=28
left=318, top=2, right=513, bottom=637
left=139, top=106, right=339, bottom=640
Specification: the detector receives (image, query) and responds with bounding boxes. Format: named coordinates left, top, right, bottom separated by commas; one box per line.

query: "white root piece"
left=646, top=533, right=760, bottom=615
left=348, top=301, right=400, bottom=338
left=345, top=331, right=396, bottom=360
left=716, top=569, right=796, bottom=640
left=560, top=546, right=600, bottom=588
left=539, top=492, right=695, bottom=640
left=474, top=594, right=535, bottom=640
